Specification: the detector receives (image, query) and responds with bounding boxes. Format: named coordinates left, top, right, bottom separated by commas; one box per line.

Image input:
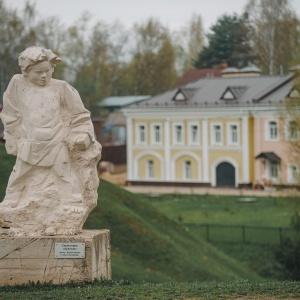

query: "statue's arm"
left=1, top=76, right=21, bottom=156
left=62, top=82, right=95, bottom=150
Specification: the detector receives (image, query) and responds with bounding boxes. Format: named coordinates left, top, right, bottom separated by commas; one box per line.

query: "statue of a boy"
left=0, top=46, right=101, bottom=236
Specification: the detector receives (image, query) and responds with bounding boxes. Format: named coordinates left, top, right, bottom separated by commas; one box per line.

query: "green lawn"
left=148, top=193, right=300, bottom=279
left=0, top=280, right=299, bottom=299
left=149, top=194, right=300, bottom=227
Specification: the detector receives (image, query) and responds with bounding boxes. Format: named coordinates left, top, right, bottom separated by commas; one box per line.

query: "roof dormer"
left=287, top=87, right=300, bottom=98
left=172, top=88, right=197, bottom=102
left=173, top=90, right=187, bottom=101
left=220, top=86, right=247, bottom=101
left=220, top=88, right=236, bottom=100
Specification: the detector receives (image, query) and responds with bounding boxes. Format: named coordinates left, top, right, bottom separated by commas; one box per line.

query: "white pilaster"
left=242, top=115, right=249, bottom=183
left=126, top=116, right=134, bottom=180
left=164, top=118, right=171, bottom=181
left=202, top=119, right=209, bottom=182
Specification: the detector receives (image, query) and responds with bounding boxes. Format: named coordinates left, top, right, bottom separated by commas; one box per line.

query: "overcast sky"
left=6, top=0, right=300, bottom=32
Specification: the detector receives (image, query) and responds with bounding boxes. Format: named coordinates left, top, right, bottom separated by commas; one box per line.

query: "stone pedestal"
left=0, top=230, right=111, bottom=286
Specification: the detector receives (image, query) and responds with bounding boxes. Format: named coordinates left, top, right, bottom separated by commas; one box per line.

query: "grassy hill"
left=149, top=193, right=300, bottom=279
left=0, top=145, right=258, bottom=282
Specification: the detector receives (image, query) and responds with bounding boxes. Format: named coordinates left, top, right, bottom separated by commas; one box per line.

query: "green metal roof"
left=96, top=96, right=151, bottom=108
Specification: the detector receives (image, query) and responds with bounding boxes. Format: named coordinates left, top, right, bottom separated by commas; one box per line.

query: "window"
left=154, top=126, right=160, bottom=143
left=228, top=124, right=238, bottom=145
left=175, top=124, right=183, bottom=144
left=112, top=126, right=126, bottom=145
left=270, top=162, right=279, bottom=178
left=138, top=125, right=146, bottom=144
left=151, top=124, right=161, bottom=144
left=268, top=121, right=278, bottom=140
left=212, top=124, right=222, bottom=145
left=184, top=160, right=192, bottom=179
left=288, top=121, right=298, bottom=140
left=288, top=165, right=298, bottom=183
left=147, top=160, right=154, bottom=178
left=189, top=124, right=199, bottom=144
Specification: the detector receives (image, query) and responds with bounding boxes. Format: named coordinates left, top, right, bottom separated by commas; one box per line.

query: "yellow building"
left=123, top=68, right=296, bottom=188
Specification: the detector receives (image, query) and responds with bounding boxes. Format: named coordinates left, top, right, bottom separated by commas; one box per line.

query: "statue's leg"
left=1, top=159, right=32, bottom=208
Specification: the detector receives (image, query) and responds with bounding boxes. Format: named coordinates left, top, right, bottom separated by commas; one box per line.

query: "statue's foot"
left=57, top=227, right=81, bottom=236
left=63, top=205, right=87, bottom=216
left=43, top=226, right=57, bottom=236
left=71, top=206, right=86, bottom=214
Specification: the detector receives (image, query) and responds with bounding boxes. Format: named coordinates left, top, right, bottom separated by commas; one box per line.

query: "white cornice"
left=123, top=105, right=298, bottom=117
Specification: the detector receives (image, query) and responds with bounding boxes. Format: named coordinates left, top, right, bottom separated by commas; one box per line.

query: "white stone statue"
left=0, top=46, right=102, bottom=236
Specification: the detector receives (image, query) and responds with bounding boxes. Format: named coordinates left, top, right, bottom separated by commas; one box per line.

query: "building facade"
left=123, top=69, right=299, bottom=188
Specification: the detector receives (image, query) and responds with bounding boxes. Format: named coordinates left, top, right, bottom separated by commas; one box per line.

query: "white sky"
left=6, top=0, right=300, bottom=32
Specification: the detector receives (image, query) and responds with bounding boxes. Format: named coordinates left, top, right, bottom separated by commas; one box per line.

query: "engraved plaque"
left=55, top=242, right=85, bottom=258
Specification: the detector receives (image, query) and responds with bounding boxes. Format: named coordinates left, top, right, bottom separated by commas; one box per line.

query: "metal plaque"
left=55, top=242, right=85, bottom=258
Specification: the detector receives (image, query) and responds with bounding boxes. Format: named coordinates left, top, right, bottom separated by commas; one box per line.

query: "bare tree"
left=174, top=14, right=205, bottom=73
left=246, top=0, right=300, bottom=74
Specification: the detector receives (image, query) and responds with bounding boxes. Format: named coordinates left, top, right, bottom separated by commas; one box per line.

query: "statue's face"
left=25, top=61, right=53, bottom=86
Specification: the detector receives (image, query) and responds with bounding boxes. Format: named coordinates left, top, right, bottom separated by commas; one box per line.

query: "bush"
left=275, top=237, right=300, bottom=280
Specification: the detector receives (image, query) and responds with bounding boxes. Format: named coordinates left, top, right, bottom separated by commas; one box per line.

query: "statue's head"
left=18, top=46, right=61, bottom=87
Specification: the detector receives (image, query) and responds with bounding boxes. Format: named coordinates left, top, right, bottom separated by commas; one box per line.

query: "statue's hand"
left=73, top=133, right=91, bottom=151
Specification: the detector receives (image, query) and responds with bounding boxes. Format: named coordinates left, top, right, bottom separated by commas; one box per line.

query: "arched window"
left=184, top=160, right=192, bottom=179
left=147, top=160, right=154, bottom=178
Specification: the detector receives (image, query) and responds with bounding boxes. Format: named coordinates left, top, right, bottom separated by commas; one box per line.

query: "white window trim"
left=146, top=159, right=154, bottom=179
left=151, top=123, right=163, bottom=145
left=136, top=122, right=147, bottom=145
left=285, top=120, right=299, bottom=141
left=268, top=161, right=279, bottom=183
left=188, top=121, right=201, bottom=146
left=210, top=122, right=223, bottom=146
left=183, top=160, right=192, bottom=180
left=173, top=122, right=184, bottom=145
left=265, top=120, right=279, bottom=142
left=227, top=122, right=240, bottom=146
left=287, top=164, right=299, bottom=184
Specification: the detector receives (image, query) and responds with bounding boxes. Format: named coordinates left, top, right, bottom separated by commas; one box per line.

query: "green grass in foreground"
left=149, top=193, right=300, bottom=227
left=0, top=280, right=299, bottom=300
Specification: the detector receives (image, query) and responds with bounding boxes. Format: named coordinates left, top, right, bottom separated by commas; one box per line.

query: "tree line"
left=0, top=0, right=300, bottom=110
